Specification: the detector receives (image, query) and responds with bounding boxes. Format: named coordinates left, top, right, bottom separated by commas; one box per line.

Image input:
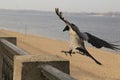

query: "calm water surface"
left=0, top=10, right=120, bottom=51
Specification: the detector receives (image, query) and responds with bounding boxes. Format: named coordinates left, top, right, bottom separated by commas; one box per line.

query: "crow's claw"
left=61, top=50, right=73, bottom=56
left=61, top=51, right=68, bottom=56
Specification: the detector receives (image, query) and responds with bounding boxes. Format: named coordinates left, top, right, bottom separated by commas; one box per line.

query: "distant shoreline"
left=0, top=9, right=120, bottom=16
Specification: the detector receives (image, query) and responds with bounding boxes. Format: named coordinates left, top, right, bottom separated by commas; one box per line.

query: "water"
left=0, top=10, right=120, bottom=46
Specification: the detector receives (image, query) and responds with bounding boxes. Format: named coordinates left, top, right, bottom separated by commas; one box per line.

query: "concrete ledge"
left=0, top=37, right=16, bottom=45
left=0, top=37, right=72, bottom=80
left=0, top=37, right=16, bottom=80
left=14, top=55, right=70, bottom=80
left=40, top=65, right=76, bottom=80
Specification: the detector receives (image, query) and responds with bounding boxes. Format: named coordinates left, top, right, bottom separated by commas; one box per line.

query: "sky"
left=0, top=0, right=120, bottom=13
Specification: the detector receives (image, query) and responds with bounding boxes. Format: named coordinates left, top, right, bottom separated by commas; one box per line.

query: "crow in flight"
left=55, top=8, right=120, bottom=65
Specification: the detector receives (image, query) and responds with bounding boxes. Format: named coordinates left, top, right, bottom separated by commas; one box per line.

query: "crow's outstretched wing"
left=84, top=32, right=120, bottom=51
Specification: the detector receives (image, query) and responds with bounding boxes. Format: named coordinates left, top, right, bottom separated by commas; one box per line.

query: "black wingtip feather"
left=111, top=46, right=120, bottom=51
left=106, top=43, right=120, bottom=51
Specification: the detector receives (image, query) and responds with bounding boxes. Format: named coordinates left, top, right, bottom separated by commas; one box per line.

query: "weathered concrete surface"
left=14, top=54, right=69, bottom=80
left=0, top=37, right=70, bottom=80
left=40, top=65, right=76, bottom=80
left=0, top=37, right=17, bottom=45
left=0, top=37, right=16, bottom=80
left=0, top=52, right=3, bottom=80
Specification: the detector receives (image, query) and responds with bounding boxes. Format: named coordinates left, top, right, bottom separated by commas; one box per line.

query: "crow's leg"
left=76, top=47, right=102, bottom=65
left=76, top=51, right=85, bottom=55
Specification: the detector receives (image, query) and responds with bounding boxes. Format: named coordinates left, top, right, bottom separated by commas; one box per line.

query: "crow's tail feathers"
left=76, top=47, right=102, bottom=65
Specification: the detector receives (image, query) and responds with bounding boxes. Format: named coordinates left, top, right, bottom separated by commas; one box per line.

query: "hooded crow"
left=55, top=8, right=120, bottom=65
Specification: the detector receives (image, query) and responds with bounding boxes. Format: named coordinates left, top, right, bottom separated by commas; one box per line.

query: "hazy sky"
left=0, top=0, right=120, bottom=12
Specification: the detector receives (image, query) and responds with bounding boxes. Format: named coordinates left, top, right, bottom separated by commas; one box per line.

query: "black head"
left=63, top=25, right=69, bottom=32
left=63, top=23, right=76, bottom=32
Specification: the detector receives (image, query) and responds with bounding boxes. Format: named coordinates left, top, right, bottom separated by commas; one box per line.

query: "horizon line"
left=0, top=8, right=120, bottom=14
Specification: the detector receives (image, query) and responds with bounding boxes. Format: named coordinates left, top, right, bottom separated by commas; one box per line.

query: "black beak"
left=63, top=25, right=69, bottom=32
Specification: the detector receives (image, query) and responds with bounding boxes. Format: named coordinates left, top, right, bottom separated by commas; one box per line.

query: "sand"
left=0, top=29, right=120, bottom=80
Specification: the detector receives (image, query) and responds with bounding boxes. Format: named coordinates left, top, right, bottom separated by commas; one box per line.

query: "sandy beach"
left=0, top=29, right=120, bottom=80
